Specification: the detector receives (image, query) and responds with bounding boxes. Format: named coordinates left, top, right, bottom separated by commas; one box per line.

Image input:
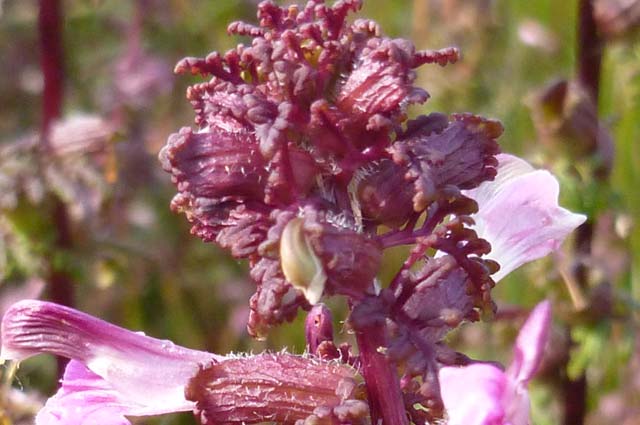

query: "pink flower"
left=439, top=301, right=552, bottom=425
left=1, top=300, right=365, bottom=425
left=2, top=300, right=217, bottom=424
left=465, top=153, right=587, bottom=282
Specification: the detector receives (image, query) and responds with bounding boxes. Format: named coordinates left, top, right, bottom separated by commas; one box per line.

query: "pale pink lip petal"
left=508, top=300, right=552, bottom=384
left=464, top=154, right=586, bottom=282
left=439, top=363, right=507, bottom=425
left=1, top=300, right=219, bottom=417
left=35, top=360, right=137, bottom=425
left=464, top=153, right=536, bottom=207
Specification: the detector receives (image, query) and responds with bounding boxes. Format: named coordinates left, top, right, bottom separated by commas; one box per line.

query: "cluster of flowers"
left=0, top=1, right=585, bottom=424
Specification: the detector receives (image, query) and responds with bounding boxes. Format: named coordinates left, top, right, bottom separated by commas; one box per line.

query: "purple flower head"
left=1, top=300, right=367, bottom=424
left=438, top=301, right=552, bottom=425
left=159, top=0, right=500, bottom=338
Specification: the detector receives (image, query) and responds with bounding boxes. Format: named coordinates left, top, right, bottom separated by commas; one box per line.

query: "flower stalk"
left=355, top=322, right=408, bottom=425
left=38, top=0, right=76, bottom=380
left=39, top=0, right=64, bottom=135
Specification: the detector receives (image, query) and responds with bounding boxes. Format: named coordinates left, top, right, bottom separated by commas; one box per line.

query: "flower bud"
left=248, top=257, right=309, bottom=339
left=160, top=127, right=273, bottom=257
left=280, top=212, right=383, bottom=303
left=160, top=127, right=267, bottom=204
left=280, top=217, right=327, bottom=305
left=400, top=255, right=487, bottom=341
left=527, top=79, right=613, bottom=172
left=353, top=159, right=414, bottom=227
left=304, top=217, right=383, bottom=299
left=186, top=353, right=366, bottom=424
left=305, top=304, right=334, bottom=355
left=337, top=38, right=427, bottom=129
left=391, top=113, right=502, bottom=211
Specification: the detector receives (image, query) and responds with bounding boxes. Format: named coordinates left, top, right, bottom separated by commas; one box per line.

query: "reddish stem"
left=40, top=0, right=74, bottom=305
left=356, top=323, right=408, bottom=425
left=39, top=0, right=64, bottom=135
left=577, top=0, right=602, bottom=103
left=562, top=1, right=602, bottom=424
left=39, top=0, right=74, bottom=375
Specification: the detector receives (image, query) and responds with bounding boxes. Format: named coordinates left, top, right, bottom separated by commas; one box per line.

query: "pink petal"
left=36, top=360, right=136, bottom=425
left=465, top=154, right=586, bottom=282
left=508, top=300, right=552, bottom=385
left=1, top=300, right=219, bottom=418
left=503, top=382, right=531, bottom=425
left=439, top=363, right=508, bottom=425
left=439, top=302, right=552, bottom=425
